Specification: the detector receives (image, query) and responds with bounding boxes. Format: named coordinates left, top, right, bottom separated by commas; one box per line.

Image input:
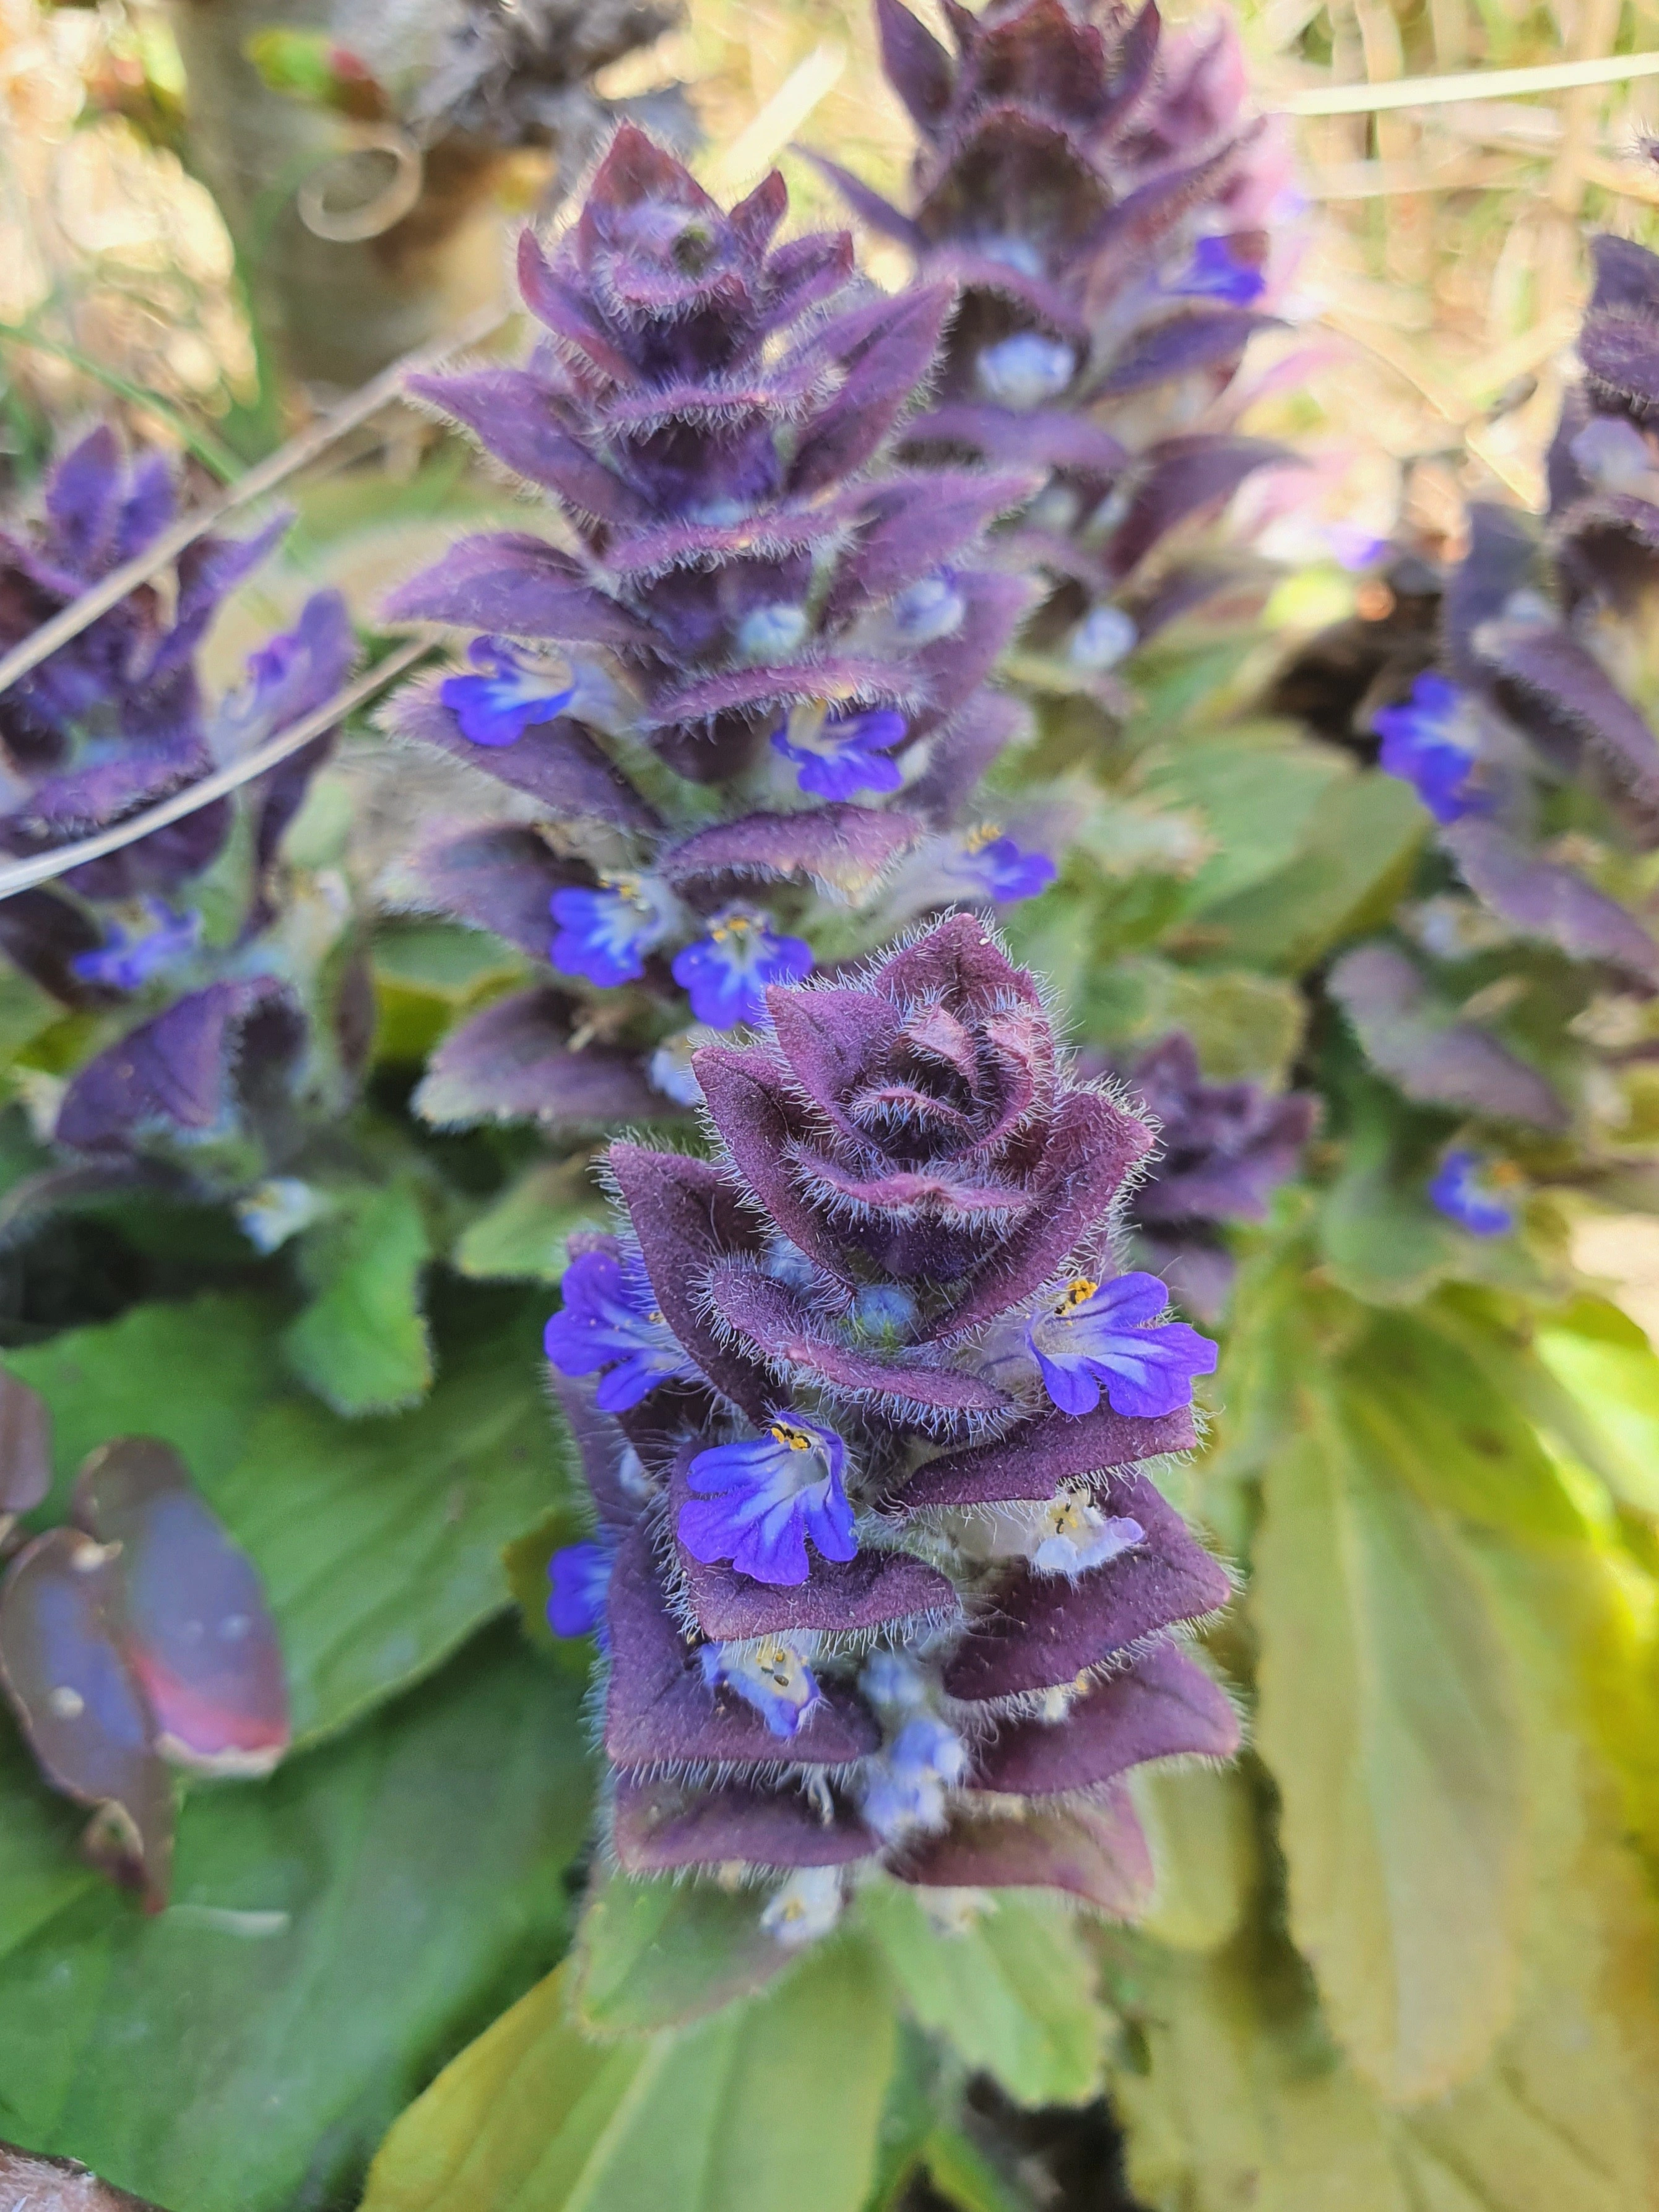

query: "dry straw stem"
left=0, top=301, right=510, bottom=706
left=1281, top=50, right=1659, bottom=116
left=0, top=639, right=428, bottom=905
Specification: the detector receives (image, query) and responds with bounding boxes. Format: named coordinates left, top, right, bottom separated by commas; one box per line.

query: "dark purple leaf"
left=874, top=0, right=955, bottom=133
left=72, top=1435, right=288, bottom=1777
left=613, top=1773, right=878, bottom=1873
left=1441, top=816, right=1659, bottom=982
left=0, top=1372, right=51, bottom=1518
left=1094, top=310, right=1278, bottom=404
left=401, top=822, right=584, bottom=959
left=602, top=1528, right=878, bottom=1769
left=1106, top=436, right=1287, bottom=579
left=805, top=153, right=925, bottom=253
left=831, top=472, right=1042, bottom=613
left=383, top=533, right=653, bottom=649
left=55, top=979, right=301, bottom=1153
left=906, top=403, right=1127, bottom=477
left=661, top=805, right=923, bottom=902
left=969, top=1640, right=1239, bottom=1794
left=896, top=1404, right=1198, bottom=1513
left=0, top=1526, right=173, bottom=1909
left=1478, top=616, right=1659, bottom=835
left=941, top=1474, right=1232, bottom=1703
left=409, top=372, right=650, bottom=522
left=893, top=1790, right=1154, bottom=1916
left=414, top=988, right=669, bottom=1130
left=788, top=287, right=953, bottom=496
left=1328, top=943, right=1569, bottom=1130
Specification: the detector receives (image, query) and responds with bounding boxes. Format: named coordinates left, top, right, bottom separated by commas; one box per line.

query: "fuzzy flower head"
left=557, top=921, right=1236, bottom=1916
left=670, top=906, right=813, bottom=1029
left=1429, top=1149, right=1523, bottom=1237
left=1373, top=675, right=1491, bottom=824
left=1028, top=1272, right=1218, bottom=1419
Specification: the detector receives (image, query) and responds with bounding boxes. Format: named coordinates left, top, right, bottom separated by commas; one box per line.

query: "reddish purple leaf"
left=613, top=1773, right=878, bottom=1874
left=893, top=1789, right=1154, bottom=1916
left=0, top=1527, right=173, bottom=1909
left=389, top=678, right=660, bottom=833
left=969, top=1640, right=1239, bottom=1794
left=661, top=805, right=922, bottom=902
left=415, top=989, right=670, bottom=1131
left=896, top=1402, right=1197, bottom=1513
left=55, top=979, right=301, bottom=1153
left=72, top=1437, right=288, bottom=1777
left=1328, top=943, right=1569, bottom=1130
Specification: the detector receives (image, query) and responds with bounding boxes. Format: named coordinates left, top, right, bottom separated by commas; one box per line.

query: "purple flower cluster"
left=1122, top=1032, right=1317, bottom=1320
left=542, top=917, right=1236, bottom=1929
left=383, top=127, right=1057, bottom=1138
left=820, top=0, right=1296, bottom=687
left=0, top=431, right=358, bottom=1175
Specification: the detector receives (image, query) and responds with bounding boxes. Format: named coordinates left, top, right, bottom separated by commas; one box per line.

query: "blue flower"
left=698, top=1634, right=823, bottom=1735
left=760, top=1865, right=844, bottom=1945
left=949, top=825, right=1057, bottom=905
left=679, top=1415, right=857, bottom=1586
left=736, top=602, right=809, bottom=660
left=1068, top=604, right=1137, bottom=672
left=975, top=331, right=1077, bottom=410
left=891, top=574, right=965, bottom=646
left=860, top=1710, right=968, bottom=1841
left=1373, top=675, right=1489, bottom=824
left=234, top=1176, right=329, bottom=1254
left=1028, top=1271, right=1218, bottom=1419
left=670, top=905, right=813, bottom=1030
left=771, top=704, right=907, bottom=801
left=1429, top=1148, right=1523, bottom=1237
left=547, top=1542, right=612, bottom=1638
left=440, top=637, right=575, bottom=748
left=542, top=1248, right=696, bottom=1411
left=1168, top=233, right=1267, bottom=306
left=550, top=875, right=677, bottom=988
left=70, top=899, right=201, bottom=991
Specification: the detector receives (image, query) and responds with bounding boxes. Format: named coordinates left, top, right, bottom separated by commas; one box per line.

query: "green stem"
left=0, top=325, right=243, bottom=482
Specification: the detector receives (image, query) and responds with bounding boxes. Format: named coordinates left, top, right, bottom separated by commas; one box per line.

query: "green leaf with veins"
left=0, top=1628, right=593, bottom=2212
left=285, top=1178, right=434, bottom=1414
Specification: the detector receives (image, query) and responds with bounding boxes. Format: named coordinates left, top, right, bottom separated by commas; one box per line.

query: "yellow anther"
left=963, top=821, right=1003, bottom=852
left=1055, top=1276, right=1099, bottom=1315
left=769, top=1421, right=816, bottom=1452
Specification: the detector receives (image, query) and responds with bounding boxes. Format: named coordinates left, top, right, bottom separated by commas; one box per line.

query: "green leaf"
left=1197, top=771, right=1424, bottom=974
left=209, top=1288, right=575, bottom=1742
left=362, top=1940, right=899, bottom=2212
left=454, top=1159, right=604, bottom=1283
left=1532, top=1308, right=1659, bottom=1516
left=572, top=1872, right=802, bottom=2034
left=919, top=2126, right=1032, bottom=2212
left=285, top=1180, right=434, bottom=1415
left=0, top=1629, right=594, bottom=2212
left=371, top=923, right=526, bottom=1066
left=3, top=1292, right=284, bottom=1517
left=1133, top=1763, right=1257, bottom=1954
left=1319, top=1094, right=1455, bottom=1307
left=1142, top=728, right=1348, bottom=912
left=1252, top=1388, right=1528, bottom=2101
left=860, top=1885, right=1107, bottom=2108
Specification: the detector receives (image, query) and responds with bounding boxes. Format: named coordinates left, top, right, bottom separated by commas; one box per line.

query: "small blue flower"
left=736, top=602, right=809, bottom=660
left=547, top=1542, right=612, bottom=1638
left=679, top=1415, right=857, bottom=1586
left=1068, top=604, right=1137, bottom=672
left=698, top=1635, right=823, bottom=1736
left=950, top=825, right=1057, bottom=905
left=772, top=704, right=907, bottom=801
left=975, top=332, right=1077, bottom=410
left=670, top=905, right=813, bottom=1030
left=760, top=1865, right=844, bottom=1945
left=1028, top=1271, right=1218, bottom=1419
left=1168, top=233, right=1267, bottom=307
left=542, top=1248, right=696, bottom=1411
left=860, top=1713, right=968, bottom=1841
left=1429, top=1148, right=1523, bottom=1237
left=549, top=875, right=677, bottom=988
left=1373, top=674, right=1489, bottom=824
left=440, top=637, right=575, bottom=748
left=891, top=574, right=965, bottom=646
left=70, top=899, right=201, bottom=991
left=234, top=1176, right=329, bottom=1255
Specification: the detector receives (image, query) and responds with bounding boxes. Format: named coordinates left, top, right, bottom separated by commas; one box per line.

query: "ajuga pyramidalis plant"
left=817, top=0, right=1296, bottom=702
left=543, top=912, right=1233, bottom=1927
left=379, top=123, right=1241, bottom=1946
left=0, top=429, right=360, bottom=1227
left=383, top=123, right=1060, bottom=1134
